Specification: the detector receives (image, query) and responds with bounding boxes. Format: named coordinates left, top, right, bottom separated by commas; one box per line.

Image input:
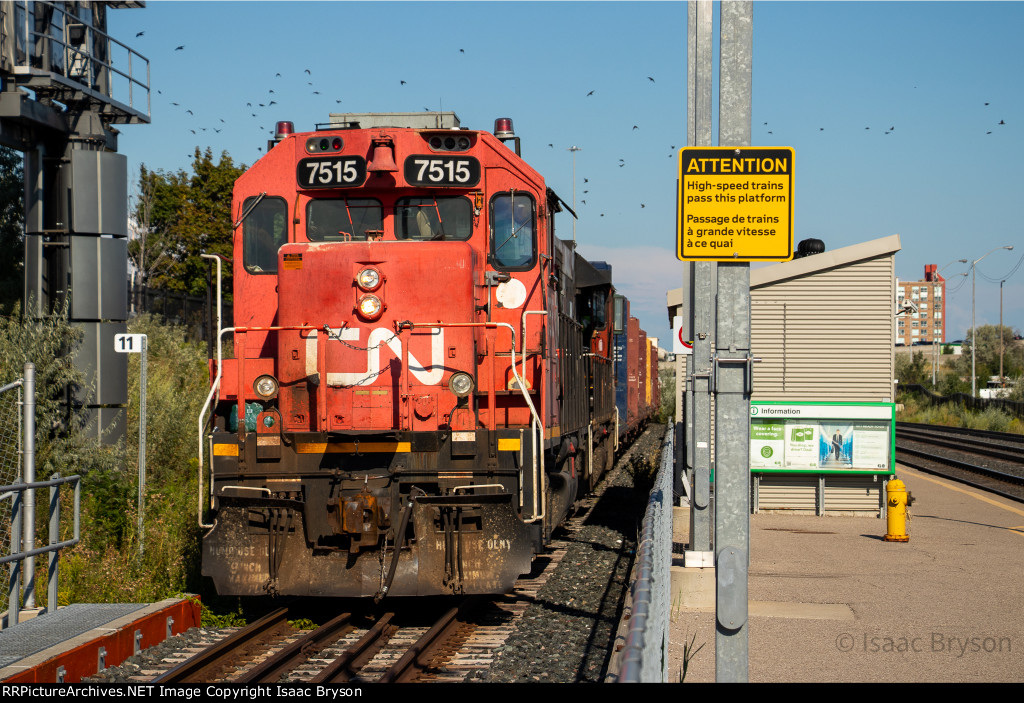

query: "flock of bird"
left=133, top=33, right=1010, bottom=225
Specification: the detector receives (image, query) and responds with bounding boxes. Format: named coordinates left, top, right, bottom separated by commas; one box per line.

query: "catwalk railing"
left=618, top=428, right=673, bottom=683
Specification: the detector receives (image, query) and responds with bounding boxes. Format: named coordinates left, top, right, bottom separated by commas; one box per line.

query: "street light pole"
left=971, top=245, right=1014, bottom=396
left=1000, top=279, right=1005, bottom=386
left=932, top=260, right=967, bottom=388
left=567, top=146, right=581, bottom=245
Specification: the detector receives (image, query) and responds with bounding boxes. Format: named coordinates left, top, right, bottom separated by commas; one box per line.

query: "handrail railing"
left=1, top=1, right=151, bottom=122
left=2, top=474, right=81, bottom=627
left=618, top=427, right=673, bottom=682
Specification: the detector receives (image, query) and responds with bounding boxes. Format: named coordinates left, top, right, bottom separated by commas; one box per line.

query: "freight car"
left=197, top=113, right=658, bottom=598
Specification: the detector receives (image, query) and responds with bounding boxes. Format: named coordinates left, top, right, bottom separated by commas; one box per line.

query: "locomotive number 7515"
left=297, top=156, right=367, bottom=188
left=404, top=156, right=481, bottom=187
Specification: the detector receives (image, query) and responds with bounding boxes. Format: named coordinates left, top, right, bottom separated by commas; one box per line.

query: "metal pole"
left=687, top=0, right=714, bottom=556
left=971, top=246, right=1014, bottom=396
left=138, top=335, right=148, bottom=557
left=8, top=491, right=21, bottom=626
left=47, top=474, right=60, bottom=614
left=568, top=146, right=581, bottom=245
left=23, top=362, right=35, bottom=610
left=999, top=280, right=1005, bottom=386
left=972, top=263, right=977, bottom=396
left=715, top=0, right=752, bottom=682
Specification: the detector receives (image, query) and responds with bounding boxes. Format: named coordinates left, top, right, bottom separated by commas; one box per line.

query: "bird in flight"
left=632, top=125, right=639, bottom=130
left=175, top=45, right=184, bottom=51
left=587, top=90, right=594, bottom=96
left=136, top=31, right=144, bottom=37
left=401, top=80, right=407, bottom=85
left=305, top=69, right=311, bottom=75
left=648, top=76, right=655, bottom=82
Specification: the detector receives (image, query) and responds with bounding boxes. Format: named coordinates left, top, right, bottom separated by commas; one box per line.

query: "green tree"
left=134, top=147, right=244, bottom=299
left=0, top=146, right=25, bottom=312
left=895, top=350, right=930, bottom=387
left=949, top=325, right=1024, bottom=391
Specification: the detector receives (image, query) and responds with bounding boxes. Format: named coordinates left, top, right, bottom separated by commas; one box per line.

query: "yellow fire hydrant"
left=884, top=478, right=913, bottom=542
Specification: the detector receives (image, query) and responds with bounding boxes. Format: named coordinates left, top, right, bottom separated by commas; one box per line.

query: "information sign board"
left=677, top=146, right=794, bottom=262
left=749, top=402, right=895, bottom=475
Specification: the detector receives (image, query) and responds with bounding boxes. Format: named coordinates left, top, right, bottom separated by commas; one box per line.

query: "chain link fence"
left=0, top=379, right=21, bottom=617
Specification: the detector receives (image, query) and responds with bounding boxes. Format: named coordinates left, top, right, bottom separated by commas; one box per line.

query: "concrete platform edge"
left=0, top=598, right=201, bottom=683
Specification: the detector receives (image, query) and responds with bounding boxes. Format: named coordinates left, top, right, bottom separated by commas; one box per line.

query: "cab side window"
left=490, top=192, right=536, bottom=270
left=243, top=197, right=287, bottom=274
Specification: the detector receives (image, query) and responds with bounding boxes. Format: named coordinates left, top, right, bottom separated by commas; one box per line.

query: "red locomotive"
left=199, top=113, right=658, bottom=598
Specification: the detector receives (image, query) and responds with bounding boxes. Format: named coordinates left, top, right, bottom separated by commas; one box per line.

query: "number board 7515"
left=403, top=156, right=481, bottom=187
left=297, top=156, right=368, bottom=188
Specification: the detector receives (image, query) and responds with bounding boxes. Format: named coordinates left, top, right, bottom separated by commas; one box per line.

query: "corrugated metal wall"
left=749, top=249, right=894, bottom=514
left=756, top=474, right=883, bottom=515
left=751, top=255, right=896, bottom=403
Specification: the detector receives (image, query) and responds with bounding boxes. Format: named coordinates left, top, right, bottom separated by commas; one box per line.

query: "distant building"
left=896, top=264, right=947, bottom=346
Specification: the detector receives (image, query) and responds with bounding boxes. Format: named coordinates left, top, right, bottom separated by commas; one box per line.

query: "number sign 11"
left=115, top=333, right=146, bottom=353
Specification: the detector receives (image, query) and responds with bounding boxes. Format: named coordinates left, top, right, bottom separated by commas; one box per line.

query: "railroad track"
left=895, top=423, right=1024, bottom=502
left=88, top=426, right=655, bottom=685
left=137, top=542, right=571, bottom=684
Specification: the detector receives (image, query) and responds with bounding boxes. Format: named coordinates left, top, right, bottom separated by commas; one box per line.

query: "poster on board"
left=784, top=423, right=819, bottom=469
left=852, top=424, right=890, bottom=470
left=819, top=423, right=854, bottom=469
left=750, top=422, right=785, bottom=469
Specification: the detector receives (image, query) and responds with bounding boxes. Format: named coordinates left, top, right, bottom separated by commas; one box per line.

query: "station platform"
left=669, top=464, right=1024, bottom=682
left=0, top=598, right=200, bottom=683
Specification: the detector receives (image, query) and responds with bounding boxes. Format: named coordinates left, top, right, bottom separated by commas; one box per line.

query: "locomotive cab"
left=199, top=113, right=624, bottom=598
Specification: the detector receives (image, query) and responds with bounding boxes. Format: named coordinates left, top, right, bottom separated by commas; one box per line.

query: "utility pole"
left=567, top=146, right=581, bottom=244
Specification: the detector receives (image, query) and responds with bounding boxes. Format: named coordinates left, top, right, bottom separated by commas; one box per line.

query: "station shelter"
left=667, top=234, right=902, bottom=516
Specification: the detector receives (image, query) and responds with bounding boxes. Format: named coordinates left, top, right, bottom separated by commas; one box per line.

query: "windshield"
left=395, top=196, right=472, bottom=240
left=306, top=198, right=383, bottom=241
left=491, top=191, right=535, bottom=269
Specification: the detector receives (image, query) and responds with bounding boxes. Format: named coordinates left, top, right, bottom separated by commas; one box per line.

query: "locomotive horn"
left=368, top=137, right=398, bottom=173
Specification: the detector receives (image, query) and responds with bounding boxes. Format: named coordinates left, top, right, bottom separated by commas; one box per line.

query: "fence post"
left=7, top=491, right=21, bottom=626
left=23, top=362, right=35, bottom=610
left=47, top=474, right=60, bottom=614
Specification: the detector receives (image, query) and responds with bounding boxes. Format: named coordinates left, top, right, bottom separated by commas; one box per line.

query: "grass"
left=897, top=394, right=1024, bottom=435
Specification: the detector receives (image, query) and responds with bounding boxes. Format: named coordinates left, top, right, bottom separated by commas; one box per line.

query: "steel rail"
left=152, top=607, right=291, bottom=683
left=896, top=444, right=1024, bottom=486
left=377, top=597, right=479, bottom=683
left=234, top=611, right=354, bottom=683
left=312, top=612, right=397, bottom=683
left=896, top=429, right=1024, bottom=464
left=896, top=422, right=1024, bottom=446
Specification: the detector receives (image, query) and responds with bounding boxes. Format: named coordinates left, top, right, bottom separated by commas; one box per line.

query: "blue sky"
left=106, top=1, right=1024, bottom=347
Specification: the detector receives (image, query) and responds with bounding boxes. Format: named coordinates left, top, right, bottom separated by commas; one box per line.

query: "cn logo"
left=305, top=327, right=445, bottom=386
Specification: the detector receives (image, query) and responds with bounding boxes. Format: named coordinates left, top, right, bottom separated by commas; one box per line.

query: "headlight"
left=356, top=267, right=381, bottom=291
left=448, top=372, right=474, bottom=397
left=254, top=374, right=279, bottom=399
left=357, top=294, right=383, bottom=320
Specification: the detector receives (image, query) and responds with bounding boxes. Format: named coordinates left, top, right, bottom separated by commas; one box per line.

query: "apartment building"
left=896, top=264, right=947, bottom=345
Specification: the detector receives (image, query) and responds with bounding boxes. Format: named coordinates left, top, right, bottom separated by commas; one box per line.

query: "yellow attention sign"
left=677, top=147, right=794, bottom=262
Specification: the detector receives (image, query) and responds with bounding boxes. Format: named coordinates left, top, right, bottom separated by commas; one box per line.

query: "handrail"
left=3, top=473, right=81, bottom=626
left=4, top=1, right=151, bottom=120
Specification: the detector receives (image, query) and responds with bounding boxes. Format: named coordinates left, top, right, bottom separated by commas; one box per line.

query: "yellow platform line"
left=899, top=466, right=1024, bottom=536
